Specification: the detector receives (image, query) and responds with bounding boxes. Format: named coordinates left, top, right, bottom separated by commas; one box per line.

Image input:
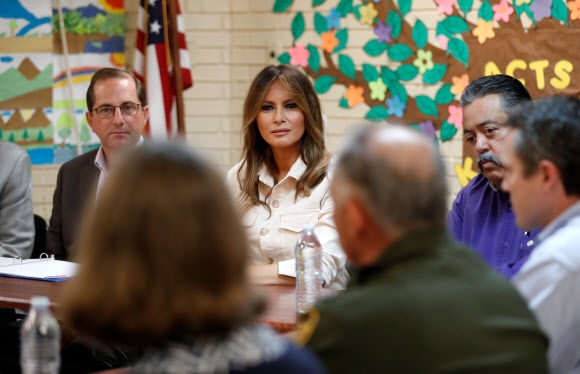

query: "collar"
left=94, top=135, right=144, bottom=172
left=350, top=227, right=450, bottom=286
left=258, top=156, right=306, bottom=187
left=537, top=200, right=580, bottom=245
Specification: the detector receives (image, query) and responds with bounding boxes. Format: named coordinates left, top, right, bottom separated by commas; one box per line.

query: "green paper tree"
left=57, top=112, right=73, bottom=148
left=80, top=122, right=91, bottom=145
left=273, top=0, right=580, bottom=142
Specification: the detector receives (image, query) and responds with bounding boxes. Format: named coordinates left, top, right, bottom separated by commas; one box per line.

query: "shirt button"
left=267, top=257, right=274, bottom=264
left=260, top=228, right=268, bottom=236
left=272, top=200, right=279, bottom=208
left=504, top=242, right=509, bottom=247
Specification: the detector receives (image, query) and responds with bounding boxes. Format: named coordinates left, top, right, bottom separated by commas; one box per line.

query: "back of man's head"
left=461, top=74, right=531, bottom=113
left=507, top=95, right=580, bottom=197
left=334, top=124, right=448, bottom=237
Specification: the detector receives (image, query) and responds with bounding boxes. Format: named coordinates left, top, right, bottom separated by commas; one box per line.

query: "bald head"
left=333, top=124, right=448, bottom=237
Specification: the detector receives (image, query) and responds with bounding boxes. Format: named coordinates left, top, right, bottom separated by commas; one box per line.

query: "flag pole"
left=167, top=0, right=186, bottom=137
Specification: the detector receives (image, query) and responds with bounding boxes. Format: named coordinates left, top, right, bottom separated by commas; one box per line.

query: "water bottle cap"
left=30, top=296, right=50, bottom=310
left=302, top=224, right=314, bottom=232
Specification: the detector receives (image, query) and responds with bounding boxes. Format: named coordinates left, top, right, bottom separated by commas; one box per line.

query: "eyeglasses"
left=92, top=103, right=141, bottom=119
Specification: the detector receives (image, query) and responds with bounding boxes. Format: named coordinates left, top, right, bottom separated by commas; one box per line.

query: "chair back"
left=32, top=214, right=47, bottom=259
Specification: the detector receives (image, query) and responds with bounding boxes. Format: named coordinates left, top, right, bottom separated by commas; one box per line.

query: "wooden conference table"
left=0, top=276, right=339, bottom=333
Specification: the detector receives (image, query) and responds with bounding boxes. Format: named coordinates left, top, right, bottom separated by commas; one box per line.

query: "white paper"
left=278, top=259, right=296, bottom=278
left=0, top=258, right=77, bottom=281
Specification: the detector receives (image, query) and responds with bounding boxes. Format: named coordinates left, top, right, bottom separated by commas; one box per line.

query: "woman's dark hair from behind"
left=60, top=142, right=264, bottom=347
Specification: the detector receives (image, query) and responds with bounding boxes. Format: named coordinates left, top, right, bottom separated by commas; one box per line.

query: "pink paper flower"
left=492, top=0, right=514, bottom=22
left=435, top=35, right=449, bottom=50
left=288, top=44, right=310, bottom=67
left=448, top=105, right=463, bottom=129
left=435, top=0, right=457, bottom=15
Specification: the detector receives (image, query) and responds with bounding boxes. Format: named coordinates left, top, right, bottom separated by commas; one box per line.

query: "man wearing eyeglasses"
left=47, top=68, right=149, bottom=261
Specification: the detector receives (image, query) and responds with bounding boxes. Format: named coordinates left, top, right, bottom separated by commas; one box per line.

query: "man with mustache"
left=48, top=68, right=148, bottom=260
left=447, top=75, right=538, bottom=278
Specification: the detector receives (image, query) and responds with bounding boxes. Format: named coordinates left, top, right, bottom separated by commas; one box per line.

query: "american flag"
left=134, top=0, right=193, bottom=140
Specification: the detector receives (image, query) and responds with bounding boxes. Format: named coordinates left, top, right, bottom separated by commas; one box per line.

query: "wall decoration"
left=52, top=0, right=125, bottom=164
left=272, top=0, right=580, bottom=147
left=0, top=0, right=125, bottom=164
left=0, top=0, right=53, bottom=163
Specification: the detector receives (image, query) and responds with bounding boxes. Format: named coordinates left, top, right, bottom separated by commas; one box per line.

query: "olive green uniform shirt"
left=299, top=227, right=548, bottom=374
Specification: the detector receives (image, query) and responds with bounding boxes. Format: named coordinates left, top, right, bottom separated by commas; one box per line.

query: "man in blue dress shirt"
left=502, top=96, right=580, bottom=373
left=448, top=75, right=538, bottom=278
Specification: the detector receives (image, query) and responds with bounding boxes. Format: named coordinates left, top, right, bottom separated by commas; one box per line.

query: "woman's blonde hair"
left=60, top=142, right=263, bottom=347
left=236, top=65, right=331, bottom=214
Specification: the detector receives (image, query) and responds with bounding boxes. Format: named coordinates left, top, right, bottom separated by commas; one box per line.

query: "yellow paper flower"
left=451, top=74, right=470, bottom=95
left=321, top=31, right=339, bottom=53
left=344, top=85, right=365, bottom=108
left=472, top=19, right=495, bottom=44
left=413, top=49, right=434, bottom=74
left=516, top=0, right=531, bottom=6
left=369, top=78, right=388, bottom=101
left=360, top=3, right=379, bottom=25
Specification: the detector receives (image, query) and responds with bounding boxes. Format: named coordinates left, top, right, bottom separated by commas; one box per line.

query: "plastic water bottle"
left=20, top=296, right=61, bottom=374
left=295, top=224, right=322, bottom=323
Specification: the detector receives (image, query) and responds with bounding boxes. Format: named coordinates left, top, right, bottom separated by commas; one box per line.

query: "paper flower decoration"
left=374, top=22, right=393, bottom=43
left=492, top=0, right=514, bottom=22
left=413, top=49, right=434, bottom=74
left=451, top=74, right=470, bottom=95
left=288, top=44, right=309, bottom=67
left=369, top=78, right=388, bottom=101
left=435, top=35, right=449, bottom=50
left=435, top=0, right=457, bottom=15
left=345, top=85, right=365, bottom=108
left=359, top=3, right=379, bottom=25
left=326, top=8, right=341, bottom=29
left=386, top=96, right=405, bottom=118
left=530, top=0, right=552, bottom=20
left=419, top=120, right=436, bottom=138
left=569, top=0, right=580, bottom=19
left=516, top=0, right=531, bottom=6
left=448, top=105, right=463, bottom=129
left=472, top=19, right=495, bottom=44
left=321, top=31, right=339, bottom=53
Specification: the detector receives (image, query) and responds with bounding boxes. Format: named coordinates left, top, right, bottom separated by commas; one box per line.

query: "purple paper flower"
left=386, top=96, right=406, bottom=118
left=374, top=21, right=393, bottom=43
left=419, top=120, right=436, bottom=138
left=326, top=8, right=341, bottom=29
left=530, top=0, right=552, bottom=21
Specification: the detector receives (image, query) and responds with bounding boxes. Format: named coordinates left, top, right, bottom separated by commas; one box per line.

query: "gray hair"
left=460, top=74, right=531, bottom=115
left=333, top=125, right=448, bottom=236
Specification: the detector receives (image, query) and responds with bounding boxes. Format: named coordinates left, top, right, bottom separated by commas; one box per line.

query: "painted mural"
left=52, top=0, right=125, bottom=164
left=0, top=0, right=124, bottom=164
left=0, top=0, right=53, bottom=163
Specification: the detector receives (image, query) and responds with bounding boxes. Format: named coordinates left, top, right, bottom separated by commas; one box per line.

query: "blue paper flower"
left=386, top=96, right=405, bottom=118
left=326, top=8, right=341, bottom=29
